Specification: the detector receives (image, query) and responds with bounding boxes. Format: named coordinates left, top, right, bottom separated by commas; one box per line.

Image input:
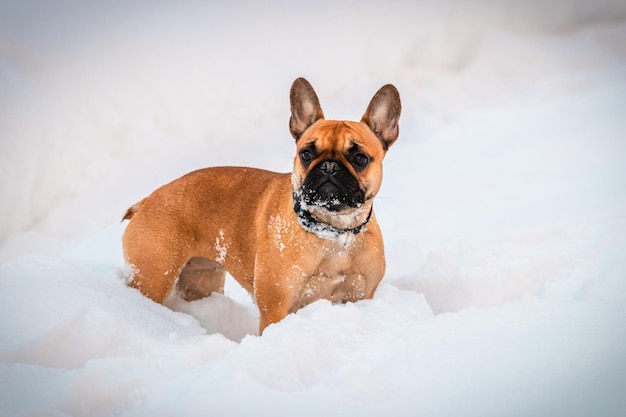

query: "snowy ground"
left=1, top=1, right=626, bottom=416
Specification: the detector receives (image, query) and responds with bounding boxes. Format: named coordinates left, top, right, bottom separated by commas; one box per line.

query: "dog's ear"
left=361, top=84, right=401, bottom=150
left=290, top=78, right=324, bottom=141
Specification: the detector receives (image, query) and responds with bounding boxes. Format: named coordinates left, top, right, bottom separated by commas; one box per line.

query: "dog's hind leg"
left=126, top=257, right=181, bottom=304
left=123, top=228, right=188, bottom=303
left=175, top=257, right=226, bottom=301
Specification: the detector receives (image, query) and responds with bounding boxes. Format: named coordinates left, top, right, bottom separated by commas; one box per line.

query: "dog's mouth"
left=299, top=158, right=365, bottom=211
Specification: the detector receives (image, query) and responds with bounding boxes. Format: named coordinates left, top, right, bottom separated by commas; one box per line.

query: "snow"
left=1, top=1, right=626, bottom=416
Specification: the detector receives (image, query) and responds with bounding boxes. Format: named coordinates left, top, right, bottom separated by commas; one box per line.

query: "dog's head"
left=289, top=78, right=401, bottom=233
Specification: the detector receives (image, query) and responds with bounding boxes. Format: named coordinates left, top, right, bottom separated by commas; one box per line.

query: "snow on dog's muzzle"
left=300, top=158, right=364, bottom=211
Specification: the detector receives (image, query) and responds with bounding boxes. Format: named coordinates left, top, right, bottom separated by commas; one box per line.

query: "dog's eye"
left=353, top=153, right=370, bottom=168
left=300, top=149, right=314, bottom=163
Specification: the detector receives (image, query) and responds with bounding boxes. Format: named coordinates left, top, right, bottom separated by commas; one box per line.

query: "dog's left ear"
left=361, top=84, right=401, bottom=150
left=290, top=78, right=325, bottom=141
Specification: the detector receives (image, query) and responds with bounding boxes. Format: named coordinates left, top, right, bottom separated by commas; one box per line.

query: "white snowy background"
left=1, top=0, right=626, bottom=416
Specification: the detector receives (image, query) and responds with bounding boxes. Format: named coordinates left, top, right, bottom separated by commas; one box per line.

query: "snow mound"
left=1, top=1, right=626, bottom=416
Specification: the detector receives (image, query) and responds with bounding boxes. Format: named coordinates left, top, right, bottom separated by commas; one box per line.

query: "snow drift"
left=1, top=1, right=625, bottom=416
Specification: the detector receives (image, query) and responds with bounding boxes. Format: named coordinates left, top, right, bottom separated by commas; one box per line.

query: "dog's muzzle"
left=299, top=158, right=365, bottom=211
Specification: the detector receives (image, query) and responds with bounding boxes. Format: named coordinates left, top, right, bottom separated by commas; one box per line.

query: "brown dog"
left=122, top=78, right=401, bottom=334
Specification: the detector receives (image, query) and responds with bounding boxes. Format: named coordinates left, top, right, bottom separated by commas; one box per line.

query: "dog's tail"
left=122, top=198, right=146, bottom=221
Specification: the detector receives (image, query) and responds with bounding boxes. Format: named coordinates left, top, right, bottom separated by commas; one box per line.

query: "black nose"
left=320, top=159, right=341, bottom=175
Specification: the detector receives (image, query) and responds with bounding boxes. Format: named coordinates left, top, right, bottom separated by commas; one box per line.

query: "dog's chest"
left=301, top=272, right=366, bottom=305
left=294, top=249, right=367, bottom=307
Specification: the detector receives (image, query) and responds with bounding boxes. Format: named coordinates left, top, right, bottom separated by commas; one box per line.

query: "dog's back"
left=122, top=166, right=292, bottom=303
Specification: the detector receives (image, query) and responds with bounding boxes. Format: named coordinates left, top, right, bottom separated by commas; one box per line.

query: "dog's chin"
left=301, top=183, right=365, bottom=212
left=304, top=197, right=353, bottom=213
left=296, top=194, right=372, bottom=231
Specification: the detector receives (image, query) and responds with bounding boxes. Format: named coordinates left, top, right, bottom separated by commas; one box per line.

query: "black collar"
left=293, top=199, right=372, bottom=237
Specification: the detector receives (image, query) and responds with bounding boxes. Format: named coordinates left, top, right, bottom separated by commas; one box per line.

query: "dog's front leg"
left=254, top=278, right=293, bottom=334
left=252, top=260, right=301, bottom=334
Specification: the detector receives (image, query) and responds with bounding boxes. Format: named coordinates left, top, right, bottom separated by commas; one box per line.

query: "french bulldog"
left=122, top=77, right=401, bottom=333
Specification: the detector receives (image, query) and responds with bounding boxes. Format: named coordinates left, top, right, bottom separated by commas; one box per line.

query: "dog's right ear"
left=361, top=84, right=401, bottom=150
left=289, top=78, right=325, bottom=141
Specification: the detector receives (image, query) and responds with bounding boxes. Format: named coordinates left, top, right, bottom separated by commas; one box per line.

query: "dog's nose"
left=320, top=160, right=341, bottom=175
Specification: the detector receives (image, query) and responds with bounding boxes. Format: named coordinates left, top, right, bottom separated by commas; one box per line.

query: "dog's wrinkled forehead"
left=298, top=120, right=384, bottom=158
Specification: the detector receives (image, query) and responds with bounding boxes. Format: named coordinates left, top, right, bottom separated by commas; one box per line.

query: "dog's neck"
left=293, top=197, right=372, bottom=243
